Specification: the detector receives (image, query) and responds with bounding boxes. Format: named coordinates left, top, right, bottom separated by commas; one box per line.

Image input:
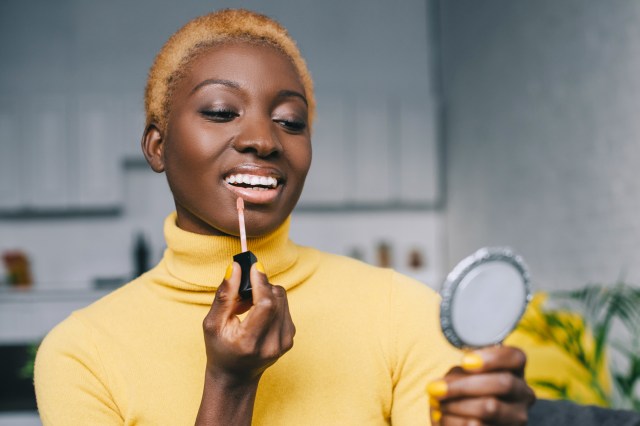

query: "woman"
left=35, top=9, right=534, bottom=425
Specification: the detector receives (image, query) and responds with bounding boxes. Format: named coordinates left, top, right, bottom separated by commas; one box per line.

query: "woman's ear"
left=141, top=123, right=165, bottom=173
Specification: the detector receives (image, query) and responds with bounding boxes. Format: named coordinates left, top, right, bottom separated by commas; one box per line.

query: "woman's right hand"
left=196, top=262, right=295, bottom=425
left=202, top=261, right=296, bottom=385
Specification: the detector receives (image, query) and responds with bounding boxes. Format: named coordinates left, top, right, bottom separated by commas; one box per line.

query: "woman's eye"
left=275, top=118, right=306, bottom=132
left=200, top=109, right=239, bottom=122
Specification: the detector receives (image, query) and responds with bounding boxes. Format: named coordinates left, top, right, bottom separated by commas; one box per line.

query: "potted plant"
left=507, top=282, right=640, bottom=410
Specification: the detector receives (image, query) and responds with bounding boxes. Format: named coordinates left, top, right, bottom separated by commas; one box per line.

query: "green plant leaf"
left=546, top=281, right=640, bottom=409
left=532, top=380, right=571, bottom=400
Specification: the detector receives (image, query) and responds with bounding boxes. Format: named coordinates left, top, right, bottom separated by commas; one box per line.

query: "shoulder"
left=34, top=309, right=104, bottom=402
left=64, top=274, right=159, bottom=334
left=37, top=310, right=92, bottom=358
left=36, top=276, right=150, bottom=362
left=36, top=280, right=137, bottom=354
left=35, top=304, right=123, bottom=423
left=302, top=252, right=462, bottom=397
left=303, top=246, right=439, bottom=300
left=296, top=248, right=443, bottom=332
left=389, top=270, right=441, bottom=316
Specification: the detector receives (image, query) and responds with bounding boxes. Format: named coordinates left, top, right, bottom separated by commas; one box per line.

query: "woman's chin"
left=244, top=218, right=285, bottom=238
left=202, top=215, right=284, bottom=239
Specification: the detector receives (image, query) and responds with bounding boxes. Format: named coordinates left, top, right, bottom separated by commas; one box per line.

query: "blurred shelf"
left=0, top=207, right=122, bottom=220
left=122, top=157, right=149, bottom=170
left=0, top=288, right=113, bottom=304
left=294, top=201, right=442, bottom=213
left=0, top=287, right=118, bottom=344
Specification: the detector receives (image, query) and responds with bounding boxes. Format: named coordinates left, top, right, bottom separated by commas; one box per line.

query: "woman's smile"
left=222, top=163, right=285, bottom=205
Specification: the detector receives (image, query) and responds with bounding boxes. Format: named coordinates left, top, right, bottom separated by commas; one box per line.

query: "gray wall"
left=441, top=0, right=640, bottom=290
left=0, top=0, right=434, bottom=99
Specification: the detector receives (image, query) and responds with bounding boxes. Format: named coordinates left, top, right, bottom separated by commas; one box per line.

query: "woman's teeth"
left=225, top=174, right=279, bottom=190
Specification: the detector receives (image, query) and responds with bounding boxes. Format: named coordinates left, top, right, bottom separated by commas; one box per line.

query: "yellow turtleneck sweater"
left=35, top=213, right=461, bottom=425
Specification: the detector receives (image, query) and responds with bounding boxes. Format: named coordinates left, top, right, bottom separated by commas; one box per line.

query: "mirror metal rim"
left=440, top=247, right=532, bottom=349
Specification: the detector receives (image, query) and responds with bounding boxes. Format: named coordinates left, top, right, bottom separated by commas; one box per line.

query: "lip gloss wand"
left=233, top=197, right=258, bottom=299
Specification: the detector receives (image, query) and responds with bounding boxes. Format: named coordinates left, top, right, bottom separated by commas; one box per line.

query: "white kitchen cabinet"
left=298, top=95, right=350, bottom=205
left=398, top=99, right=440, bottom=204
left=0, top=98, right=24, bottom=210
left=0, top=94, right=125, bottom=213
left=119, top=94, right=146, bottom=162
left=22, top=96, right=71, bottom=210
left=352, top=96, right=394, bottom=203
left=70, top=95, right=123, bottom=208
left=297, top=95, right=440, bottom=208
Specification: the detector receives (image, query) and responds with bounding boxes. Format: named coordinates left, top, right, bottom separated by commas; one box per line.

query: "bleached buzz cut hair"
left=144, top=8, right=315, bottom=132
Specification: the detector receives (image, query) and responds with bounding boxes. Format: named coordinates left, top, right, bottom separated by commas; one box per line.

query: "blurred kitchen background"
left=2, top=0, right=640, bottom=423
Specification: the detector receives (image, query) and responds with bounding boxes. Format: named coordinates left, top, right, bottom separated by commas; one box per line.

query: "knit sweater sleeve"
left=34, top=313, right=123, bottom=425
left=388, top=272, right=463, bottom=425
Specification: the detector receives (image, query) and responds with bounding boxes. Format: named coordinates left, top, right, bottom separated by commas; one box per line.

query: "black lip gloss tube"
left=233, top=250, right=257, bottom=300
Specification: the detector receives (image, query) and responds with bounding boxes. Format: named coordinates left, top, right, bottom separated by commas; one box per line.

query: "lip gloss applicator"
left=233, top=197, right=258, bottom=299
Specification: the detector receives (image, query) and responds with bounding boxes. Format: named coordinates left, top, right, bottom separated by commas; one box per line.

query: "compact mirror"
left=440, top=247, right=532, bottom=349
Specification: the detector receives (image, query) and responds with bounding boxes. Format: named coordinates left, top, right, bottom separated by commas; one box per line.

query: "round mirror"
left=440, top=247, right=532, bottom=349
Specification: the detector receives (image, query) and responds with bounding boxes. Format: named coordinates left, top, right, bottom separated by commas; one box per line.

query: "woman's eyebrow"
left=190, top=78, right=240, bottom=95
left=190, top=80, right=307, bottom=106
left=278, top=90, right=308, bottom=106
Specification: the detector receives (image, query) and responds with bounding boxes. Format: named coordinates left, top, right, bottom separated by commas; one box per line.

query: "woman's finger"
left=429, top=372, right=534, bottom=402
left=460, top=346, right=527, bottom=376
left=257, top=285, right=288, bottom=358
left=241, top=262, right=278, bottom=336
left=277, top=285, right=296, bottom=351
left=430, top=410, right=490, bottom=426
left=440, top=397, right=530, bottom=424
left=205, top=262, right=242, bottom=329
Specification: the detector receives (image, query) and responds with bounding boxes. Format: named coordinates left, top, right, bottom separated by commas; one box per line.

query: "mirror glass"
left=440, top=247, right=532, bottom=349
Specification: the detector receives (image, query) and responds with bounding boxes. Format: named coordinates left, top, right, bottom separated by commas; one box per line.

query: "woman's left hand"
left=427, top=346, right=536, bottom=425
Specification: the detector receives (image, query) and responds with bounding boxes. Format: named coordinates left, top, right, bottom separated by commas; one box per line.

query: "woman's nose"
left=233, top=119, right=282, bottom=158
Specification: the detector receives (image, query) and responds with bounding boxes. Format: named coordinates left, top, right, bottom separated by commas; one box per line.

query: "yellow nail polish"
left=224, top=263, right=234, bottom=280
left=255, top=261, right=265, bottom=274
left=429, top=397, right=440, bottom=408
left=461, top=352, right=484, bottom=370
left=432, top=409, right=442, bottom=423
left=426, top=380, right=448, bottom=398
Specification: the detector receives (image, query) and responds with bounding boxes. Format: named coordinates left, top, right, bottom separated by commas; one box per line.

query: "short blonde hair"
left=144, top=9, right=315, bottom=132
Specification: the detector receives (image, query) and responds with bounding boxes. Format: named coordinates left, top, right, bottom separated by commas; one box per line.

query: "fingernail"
left=426, top=380, right=448, bottom=397
left=429, top=397, right=440, bottom=408
left=432, top=409, right=442, bottom=423
left=224, top=263, right=234, bottom=280
left=255, top=261, right=265, bottom=274
left=461, top=352, right=484, bottom=371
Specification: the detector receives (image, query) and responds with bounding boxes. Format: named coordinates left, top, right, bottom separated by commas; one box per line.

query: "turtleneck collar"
left=149, top=212, right=319, bottom=303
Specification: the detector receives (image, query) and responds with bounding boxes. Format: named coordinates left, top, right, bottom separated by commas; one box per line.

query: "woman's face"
left=146, top=42, right=312, bottom=237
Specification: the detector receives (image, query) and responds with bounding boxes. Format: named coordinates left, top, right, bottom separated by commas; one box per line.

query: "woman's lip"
left=223, top=181, right=281, bottom=204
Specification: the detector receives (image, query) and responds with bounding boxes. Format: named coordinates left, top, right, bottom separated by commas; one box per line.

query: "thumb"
left=207, top=262, right=243, bottom=321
